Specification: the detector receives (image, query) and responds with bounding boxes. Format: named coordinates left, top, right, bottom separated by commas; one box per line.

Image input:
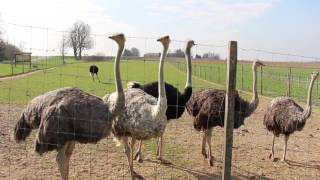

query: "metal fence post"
left=223, top=41, right=237, bottom=180
left=241, top=64, right=244, bottom=89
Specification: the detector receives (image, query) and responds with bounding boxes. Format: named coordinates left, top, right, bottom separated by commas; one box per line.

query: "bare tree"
left=68, top=21, right=93, bottom=60
left=59, top=34, right=68, bottom=64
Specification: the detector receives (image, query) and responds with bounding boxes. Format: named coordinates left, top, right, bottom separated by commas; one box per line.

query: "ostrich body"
left=89, top=64, right=100, bottom=82
left=127, top=40, right=195, bottom=162
left=110, top=35, right=170, bottom=179
left=264, top=72, right=319, bottom=162
left=13, top=33, right=125, bottom=180
left=185, top=60, right=264, bottom=166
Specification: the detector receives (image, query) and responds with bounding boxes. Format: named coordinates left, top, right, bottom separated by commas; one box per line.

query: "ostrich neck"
left=302, top=77, right=316, bottom=119
left=247, top=66, right=259, bottom=115
left=155, top=44, right=168, bottom=118
left=185, top=47, right=192, bottom=87
left=114, top=44, right=124, bottom=102
left=158, top=45, right=168, bottom=99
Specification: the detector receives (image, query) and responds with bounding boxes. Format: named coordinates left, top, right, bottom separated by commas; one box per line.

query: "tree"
left=203, top=52, right=220, bottom=60
left=68, top=21, right=93, bottom=60
left=123, top=49, right=133, bottom=57
left=195, top=54, right=201, bottom=59
left=131, top=47, right=140, bottom=57
left=59, top=35, right=68, bottom=64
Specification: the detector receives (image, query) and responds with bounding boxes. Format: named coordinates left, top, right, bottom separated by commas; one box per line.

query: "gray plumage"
left=263, top=72, right=319, bottom=162
left=13, top=33, right=126, bottom=180
left=112, top=88, right=166, bottom=140
left=110, top=35, right=170, bottom=179
left=14, top=87, right=115, bottom=154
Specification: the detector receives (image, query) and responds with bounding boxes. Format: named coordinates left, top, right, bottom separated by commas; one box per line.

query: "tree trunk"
left=79, top=48, right=82, bottom=60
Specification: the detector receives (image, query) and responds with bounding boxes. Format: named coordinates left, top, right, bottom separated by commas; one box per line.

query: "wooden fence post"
left=287, top=67, right=292, bottom=97
left=260, top=66, right=263, bottom=95
left=223, top=41, right=237, bottom=180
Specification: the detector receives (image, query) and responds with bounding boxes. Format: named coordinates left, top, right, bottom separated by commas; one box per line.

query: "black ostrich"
left=185, top=60, right=264, bottom=166
left=264, top=72, right=319, bottom=162
left=127, top=40, right=195, bottom=163
left=13, top=33, right=126, bottom=180
left=89, top=64, right=100, bottom=82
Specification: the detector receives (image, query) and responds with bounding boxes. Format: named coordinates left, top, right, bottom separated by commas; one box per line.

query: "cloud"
left=145, top=0, right=278, bottom=24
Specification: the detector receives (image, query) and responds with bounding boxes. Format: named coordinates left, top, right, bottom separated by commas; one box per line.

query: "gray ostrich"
left=110, top=35, right=170, bottom=179
left=186, top=60, right=264, bottom=166
left=13, top=33, right=126, bottom=180
left=264, top=72, right=319, bottom=162
left=126, top=40, right=195, bottom=163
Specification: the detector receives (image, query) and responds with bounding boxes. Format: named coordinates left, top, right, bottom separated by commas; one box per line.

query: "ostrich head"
left=109, top=33, right=125, bottom=46
left=157, top=35, right=170, bottom=48
left=252, top=59, right=265, bottom=70
left=186, top=40, right=196, bottom=49
left=311, top=72, right=319, bottom=80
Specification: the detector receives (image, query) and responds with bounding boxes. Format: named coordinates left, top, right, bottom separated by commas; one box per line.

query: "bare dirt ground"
left=1, top=96, right=320, bottom=180
left=0, top=68, right=56, bottom=82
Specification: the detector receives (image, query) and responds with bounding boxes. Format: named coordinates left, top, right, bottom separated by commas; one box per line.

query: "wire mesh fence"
left=0, top=22, right=320, bottom=179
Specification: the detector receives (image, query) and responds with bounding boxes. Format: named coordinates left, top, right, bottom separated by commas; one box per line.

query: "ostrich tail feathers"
left=127, top=81, right=141, bottom=88
left=113, top=137, right=122, bottom=147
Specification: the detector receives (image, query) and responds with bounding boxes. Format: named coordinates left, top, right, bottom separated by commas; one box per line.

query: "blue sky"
left=0, top=0, right=319, bottom=59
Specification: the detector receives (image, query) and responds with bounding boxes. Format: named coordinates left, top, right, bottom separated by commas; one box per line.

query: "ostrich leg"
left=202, top=132, right=208, bottom=158
left=96, top=74, right=100, bottom=83
left=90, top=73, right=94, bottom=82
left=157, top=135, right=171, bottom=164
left=56, top=141, right=75, bottom=180
left=123, top=137, right=135, bottom=180
left=206, top=129, right=213, bottom=166
left=281, top=135, right=289, bottom=162
left=134, top=140, right=143, bottom=163
left=269, top=134, right=275, bottom=161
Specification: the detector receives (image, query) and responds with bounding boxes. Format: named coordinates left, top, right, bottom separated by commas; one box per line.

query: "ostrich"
left=185, top=60, right=265, bottom=166
left=13, top=33, right=126, bottom=180
left=110, top=35, right=170, bottom=179
left=264, top=72, right=319, bottom=162
left=127, top=40, right=195, bottom=163
left=89, top=64, right=100, bottom=82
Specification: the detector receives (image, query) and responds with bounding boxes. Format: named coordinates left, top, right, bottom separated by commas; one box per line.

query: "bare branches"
left=68, top=21, right=93, bottom=60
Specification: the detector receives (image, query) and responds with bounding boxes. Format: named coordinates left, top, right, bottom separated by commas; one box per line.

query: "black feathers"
left=131, top=81, right=192, bottom=121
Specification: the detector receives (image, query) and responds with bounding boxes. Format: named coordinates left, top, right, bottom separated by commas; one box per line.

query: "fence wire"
left=0, top=23, right=320, bottom=179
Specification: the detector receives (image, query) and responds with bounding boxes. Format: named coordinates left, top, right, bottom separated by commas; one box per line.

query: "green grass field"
left=0, top=59, right=215, bottom=104
left=1, top=57, right=320, bottom=105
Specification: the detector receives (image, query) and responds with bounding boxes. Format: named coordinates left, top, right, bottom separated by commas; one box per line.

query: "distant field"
left=0, top=57, right=65, bottom=77
left=171, top=59, right=320, bottom=104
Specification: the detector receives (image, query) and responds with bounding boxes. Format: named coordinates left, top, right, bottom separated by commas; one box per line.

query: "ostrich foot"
left=208, top=156, right=214, bottom=167
left=157, top=157, right=172, bottom=165
left=202, top=150, right=208, bottom=159
left=268, top=153, right=275, bottom=161
left=133, top=171, right=145, bottom=180
left=134, top=151, right=144, bottom=163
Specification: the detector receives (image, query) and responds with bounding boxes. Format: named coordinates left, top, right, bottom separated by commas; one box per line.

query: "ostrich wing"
left=264, top=97, right=304, bottom=135
left=112, top=88, right=167, bottom=140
